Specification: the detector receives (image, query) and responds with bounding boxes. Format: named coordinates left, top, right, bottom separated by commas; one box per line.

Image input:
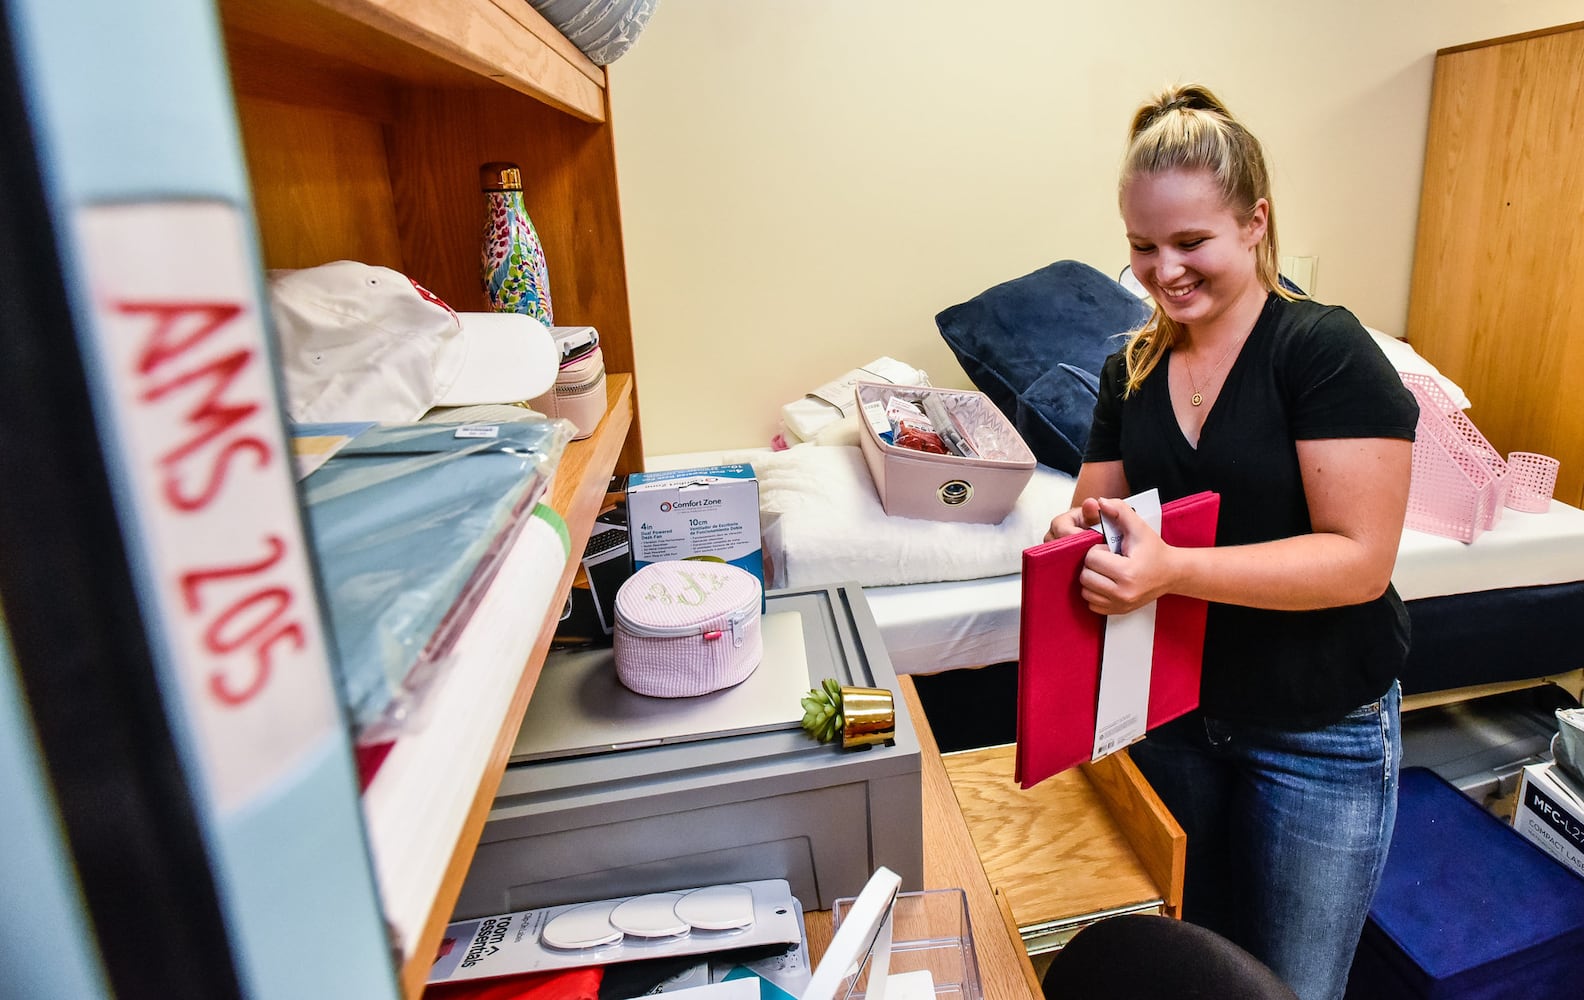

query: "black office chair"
left=1041, top=914, right=1299, bottom=1000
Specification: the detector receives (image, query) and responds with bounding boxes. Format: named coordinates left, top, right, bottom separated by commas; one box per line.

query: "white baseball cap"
left=267, top=260, right=559, bottom=424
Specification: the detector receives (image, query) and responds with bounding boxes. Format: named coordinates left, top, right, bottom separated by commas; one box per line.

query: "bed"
left=648, top=443, right=1584, bottom=705
left=652, top=260, right=1582, bottom=704
left=867, top=503, right=1584, bottom=706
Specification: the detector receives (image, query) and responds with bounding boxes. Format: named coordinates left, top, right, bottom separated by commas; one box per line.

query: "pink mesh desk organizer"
left=1400, top=372, right=1508, bottom=544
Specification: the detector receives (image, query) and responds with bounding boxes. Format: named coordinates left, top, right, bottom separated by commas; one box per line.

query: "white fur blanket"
left=746, top=445, right=1076, bottom=588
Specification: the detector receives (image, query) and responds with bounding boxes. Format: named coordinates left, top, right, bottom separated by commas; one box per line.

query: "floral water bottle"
left=480, top=161, right=553, bottom=323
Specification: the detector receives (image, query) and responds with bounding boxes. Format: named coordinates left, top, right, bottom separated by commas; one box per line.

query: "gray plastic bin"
left=454, top=583, right=923, bottom=919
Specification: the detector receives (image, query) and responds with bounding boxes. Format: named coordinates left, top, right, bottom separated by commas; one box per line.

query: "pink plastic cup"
left=1504, top=452, right=1560, bottom=512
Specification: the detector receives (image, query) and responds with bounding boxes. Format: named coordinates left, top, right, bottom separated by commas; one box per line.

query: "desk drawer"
left=942, top=745, right=1184, bottom=955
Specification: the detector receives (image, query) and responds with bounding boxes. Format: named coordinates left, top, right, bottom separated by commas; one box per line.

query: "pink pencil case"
left=612, top=561, right=764, bottom=697
left=530, top=342, right=606, bottom=440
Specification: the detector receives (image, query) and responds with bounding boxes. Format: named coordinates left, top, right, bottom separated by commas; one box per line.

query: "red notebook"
left=1014, top=491, right=1220, bottom=788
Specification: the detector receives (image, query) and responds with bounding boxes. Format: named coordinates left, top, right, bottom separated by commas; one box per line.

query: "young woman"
left=1045, top=84, right=1419, bottom=1000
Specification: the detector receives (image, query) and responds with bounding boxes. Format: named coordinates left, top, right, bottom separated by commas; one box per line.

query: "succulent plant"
left=800, top=677, right=845, bottom=743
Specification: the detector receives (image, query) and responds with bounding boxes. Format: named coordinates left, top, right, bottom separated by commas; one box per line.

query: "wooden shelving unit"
left=211, top=2, right=645, bottom=994
left=364, top=376, right=633, bottom=996
left=218, top=0, right=643, bottom=471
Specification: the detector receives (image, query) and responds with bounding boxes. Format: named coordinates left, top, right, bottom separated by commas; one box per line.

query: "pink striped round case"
left=612, top=561, right=764, bottom=697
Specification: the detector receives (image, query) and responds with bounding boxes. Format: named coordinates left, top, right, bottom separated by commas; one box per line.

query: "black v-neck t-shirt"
left=1083, top=294, right=1420, bottom=726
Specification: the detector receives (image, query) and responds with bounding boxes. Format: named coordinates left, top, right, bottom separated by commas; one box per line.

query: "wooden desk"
left=801, top=675, right=1185, bottom=1000
left=804, top=677, right=1043, bottom=1000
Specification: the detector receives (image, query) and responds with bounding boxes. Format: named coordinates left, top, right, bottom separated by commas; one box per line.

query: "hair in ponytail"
left=1117, top=84, right=1299, bottom=394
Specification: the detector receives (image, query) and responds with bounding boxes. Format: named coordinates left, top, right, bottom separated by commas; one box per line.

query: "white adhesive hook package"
left=427, top=879, right=804, bottom=987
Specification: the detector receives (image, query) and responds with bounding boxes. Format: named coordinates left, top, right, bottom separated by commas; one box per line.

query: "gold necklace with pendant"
left=1182, top=332, right=1248, bottom=407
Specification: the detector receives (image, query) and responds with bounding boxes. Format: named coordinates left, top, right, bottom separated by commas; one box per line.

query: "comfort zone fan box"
left=625, top=465, right=765, bottom=601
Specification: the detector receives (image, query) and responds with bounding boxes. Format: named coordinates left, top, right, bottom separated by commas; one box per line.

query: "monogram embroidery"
left=643, top=568, right=729, bottom=606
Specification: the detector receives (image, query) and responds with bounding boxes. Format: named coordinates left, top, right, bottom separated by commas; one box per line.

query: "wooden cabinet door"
left=1407, top=22, right=1584, bottom=507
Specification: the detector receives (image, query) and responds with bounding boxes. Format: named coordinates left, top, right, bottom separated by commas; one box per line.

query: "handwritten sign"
left=75, top=201, right=338, bottom=813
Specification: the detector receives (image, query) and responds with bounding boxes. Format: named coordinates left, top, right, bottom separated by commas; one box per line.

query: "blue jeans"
left=1129, top=682, right=1401, bottom=1000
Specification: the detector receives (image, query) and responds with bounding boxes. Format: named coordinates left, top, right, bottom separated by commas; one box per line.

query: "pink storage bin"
left=529, top=343, right=606, bottom=440
left=855, top=381, right=1035, bottom=524
left=1399, top=371, right=1508, bottom=544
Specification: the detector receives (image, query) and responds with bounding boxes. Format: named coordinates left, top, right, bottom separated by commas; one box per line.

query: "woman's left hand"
left=1078, top=498, right=1180, bottom=615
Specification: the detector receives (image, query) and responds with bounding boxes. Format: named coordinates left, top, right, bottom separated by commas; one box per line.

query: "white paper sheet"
left=1092, top=489, right=1162, bottom=760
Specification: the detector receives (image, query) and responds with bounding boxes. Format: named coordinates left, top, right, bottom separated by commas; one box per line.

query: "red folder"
left=1014, top=491, right=1220, bottom=788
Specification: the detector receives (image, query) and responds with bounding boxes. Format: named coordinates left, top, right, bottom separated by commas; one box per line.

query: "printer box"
left=626, top=465, right=764, bottom=593
left=1514, top=761, right=1584, bottom=879
left=454, top=583, right=921, bottom=919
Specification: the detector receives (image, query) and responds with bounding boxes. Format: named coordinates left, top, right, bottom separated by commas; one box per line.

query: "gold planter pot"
left=840, top=686, right=896, bottom=749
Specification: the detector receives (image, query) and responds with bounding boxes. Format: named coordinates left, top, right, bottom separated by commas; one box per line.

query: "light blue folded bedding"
left=299, top=420, right=570, bottom=736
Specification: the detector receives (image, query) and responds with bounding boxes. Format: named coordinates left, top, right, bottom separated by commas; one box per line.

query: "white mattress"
left=648, top=447, right=1584, bottom=676
left=1391, top=501, right=1584, bottom=601
left=864, top=573, right=1024, bottom=675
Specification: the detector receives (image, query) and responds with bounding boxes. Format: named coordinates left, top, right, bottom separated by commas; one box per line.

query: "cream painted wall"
left=610, top=1, right=1582, bottom=456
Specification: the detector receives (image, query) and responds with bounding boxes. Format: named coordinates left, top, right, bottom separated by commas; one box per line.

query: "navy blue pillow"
left=936, top=260, right=1150, bottom=474
left=1015, top=364, right=1102, bottom=473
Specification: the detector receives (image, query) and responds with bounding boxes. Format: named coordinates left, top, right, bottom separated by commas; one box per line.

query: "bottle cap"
left=480, top=161, right=523, bottom=191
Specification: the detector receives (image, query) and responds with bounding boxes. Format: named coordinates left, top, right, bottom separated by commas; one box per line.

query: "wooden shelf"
left=218, top=0, right=606, bottom=121
left=209, top=3, right=641, bottom=994
left=223, top=0, right=643, bottom=473
left=356, top=376, right=632, bottom=997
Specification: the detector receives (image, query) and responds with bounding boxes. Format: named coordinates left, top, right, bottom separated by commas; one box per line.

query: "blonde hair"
left=1118, top=84, right=1300, bottom=394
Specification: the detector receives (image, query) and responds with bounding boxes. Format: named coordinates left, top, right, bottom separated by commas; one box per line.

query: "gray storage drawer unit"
left=454, top=583, right=923, bottom=919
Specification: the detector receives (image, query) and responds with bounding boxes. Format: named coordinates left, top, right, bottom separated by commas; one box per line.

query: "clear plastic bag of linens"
left=298, top=417, right=575, bottom=744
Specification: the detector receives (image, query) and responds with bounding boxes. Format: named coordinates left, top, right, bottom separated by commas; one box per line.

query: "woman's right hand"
left=1045, top=497, right=1102, bottom=541
left=1047, top=461, right=1127, bottom=541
